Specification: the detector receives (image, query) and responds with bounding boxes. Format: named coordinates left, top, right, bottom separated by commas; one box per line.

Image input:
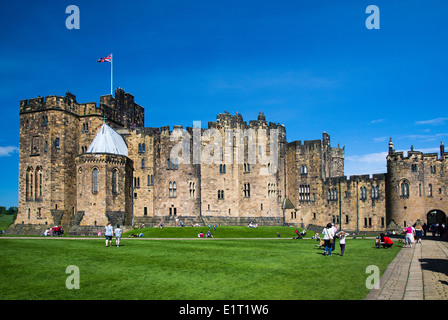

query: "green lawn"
left=0, top=214, right=15, bottom=231
left=125, top=225, right=313, bottom=238
left=0, top=236, right=401, bottom=300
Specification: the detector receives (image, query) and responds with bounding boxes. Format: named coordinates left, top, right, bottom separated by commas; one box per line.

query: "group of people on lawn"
left=313, top=223, right=395, bottom=256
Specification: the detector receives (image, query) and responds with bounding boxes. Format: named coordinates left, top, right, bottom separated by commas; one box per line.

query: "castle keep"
left=13, top=89, right=447, bottom=235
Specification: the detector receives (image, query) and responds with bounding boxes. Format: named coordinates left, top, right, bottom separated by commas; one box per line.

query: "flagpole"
left=110, top=53, right=113, bottom=96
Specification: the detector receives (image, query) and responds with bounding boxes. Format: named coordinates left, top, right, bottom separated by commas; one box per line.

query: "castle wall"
left=153, top=126, right=201, bottom=218
left=16, top=89, right=447, bottom=234
left=387, top=146, right=448, bottom=227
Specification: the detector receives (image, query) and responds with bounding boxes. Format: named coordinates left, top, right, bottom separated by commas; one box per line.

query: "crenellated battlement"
left=20, top=93, right=80, bottom=114
left=20, top=88, right=144, bottom=129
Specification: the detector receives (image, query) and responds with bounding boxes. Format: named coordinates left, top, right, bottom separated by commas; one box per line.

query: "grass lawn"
left=124, top=225, right=313, bottom=238
left=0, top=236, right=401, bottom=300
left=0, top=214, right=15, bottom=231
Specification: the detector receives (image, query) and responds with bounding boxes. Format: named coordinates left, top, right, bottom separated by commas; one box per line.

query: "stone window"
left=141, top=159, right=145, bottom=168
left=92, top=168, right=98, bottom=194
left=244, top=163, right=250, bottom=173
left=31, top=136, right=39, bottom=155
left=360, top=186, right=367, bottom=200
left=54, top=138, right=60, bottom=149
left=35, top=166, right=42, bottom=199
left=148, top=175, right=154, bottom=186
left=112, top=169, right=118, bottom=194
left=41, top=115, right=48, bottom=126
left=218, top=190, right=224, bottom=199
left=189, top=182, right=195, bottom=198
left=364, top=217, right=372, bottom=228
left=428, top=184, right=433, bottom=197
left=26, top=166, right=33, bottom=200
left=411, top=164, right=417, bottom=172
left=168, top=158, right=178, bottom=170
left=371, top=185, right=379, bottom=199
left=219, top=164, right=226, bottom=174
left=430, top=165, right=436, bottom=174
left=400, top=181, right=409, bottom=198
left=243, top=183, right=251, bottom=197
left=301, top=165, right=307, bottom=174
left=299, top=185, right=310, bottom=201
left=328, top=188, right=338, bottom=201
left=169, top=181, right=177, bottom=198
left=267, top=183, right=275, bottom=197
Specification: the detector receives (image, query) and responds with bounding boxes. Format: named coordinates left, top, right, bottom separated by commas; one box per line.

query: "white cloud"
left=415, top=117, right=448, bottom=126
left=345, top=151, right=388, bottom=176
left=345, top=147, right=444, bottom=177
left=398, top=133, right=448, bottom=142
left=0, top=146, right=19, bottom=157
left=373, top=136, right=389, bottom=143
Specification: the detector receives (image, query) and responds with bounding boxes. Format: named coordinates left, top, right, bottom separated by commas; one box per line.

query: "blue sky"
left=0, top=0, right=447, bottom=208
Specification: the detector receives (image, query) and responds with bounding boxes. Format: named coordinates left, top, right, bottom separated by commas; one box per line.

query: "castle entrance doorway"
left=427, top=210, right=446, bottom=226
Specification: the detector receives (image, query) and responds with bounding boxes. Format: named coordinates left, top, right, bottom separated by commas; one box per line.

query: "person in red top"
left=380, top=233, right=393, bottom=249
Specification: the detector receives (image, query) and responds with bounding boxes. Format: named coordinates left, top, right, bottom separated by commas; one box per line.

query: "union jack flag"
left=97, top=54, right=112, bottom=63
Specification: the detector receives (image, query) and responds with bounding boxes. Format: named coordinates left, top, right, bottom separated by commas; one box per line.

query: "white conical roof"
left=86, top=123, right=128, bottom=156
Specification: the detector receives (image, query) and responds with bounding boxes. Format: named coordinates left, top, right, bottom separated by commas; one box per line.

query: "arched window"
left=400, top=181, right=409, bottom=197
left=112, top=169, right=118, bottom=194
left=428, top=184, right=433, bottom=197
left=371, top=185, right=379, bottom=199
left=35, top=167, right=43, bottom=199
left=360, top=186, right=367, bottom=200
left=26, top=167, right=33, bottom=199
left=92, top=168, right=98, bottom=193
left=169, top=181, right=177, bottom=198
left=301, top=165, right=307, bottom=174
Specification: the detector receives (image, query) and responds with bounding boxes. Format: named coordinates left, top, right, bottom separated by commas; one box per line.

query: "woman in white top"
left=322, top=223, right=335, bottom=256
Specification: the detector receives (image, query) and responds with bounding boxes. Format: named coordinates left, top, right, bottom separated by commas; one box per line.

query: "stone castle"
left=11, top=88, right=447, bottom=235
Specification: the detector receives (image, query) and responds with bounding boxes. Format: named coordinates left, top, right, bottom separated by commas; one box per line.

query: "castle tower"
left=386, top=140, right=448, bottom=228
left=16, top=88, right=142, bottom=230
left=75, top=123, right=133, bottom=227
left=17, top=93, right=80, bottom=226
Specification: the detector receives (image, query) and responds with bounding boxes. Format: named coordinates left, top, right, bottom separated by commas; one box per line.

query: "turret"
left=441, top=141, right=445, bottom=159
left=388, top=137, right=394, bottom=154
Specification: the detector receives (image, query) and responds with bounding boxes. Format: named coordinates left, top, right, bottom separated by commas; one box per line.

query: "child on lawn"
left=337, top=231, right=349, bottom=256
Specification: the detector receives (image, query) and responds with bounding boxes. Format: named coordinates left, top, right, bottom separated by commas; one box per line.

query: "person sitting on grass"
left=374, top=236, right=381, bottom=248
left=380, top=233, right=393, bottom=249
left=206, top=230, right=213, bottom=238
left=314, top=232, right=324, bottom=248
